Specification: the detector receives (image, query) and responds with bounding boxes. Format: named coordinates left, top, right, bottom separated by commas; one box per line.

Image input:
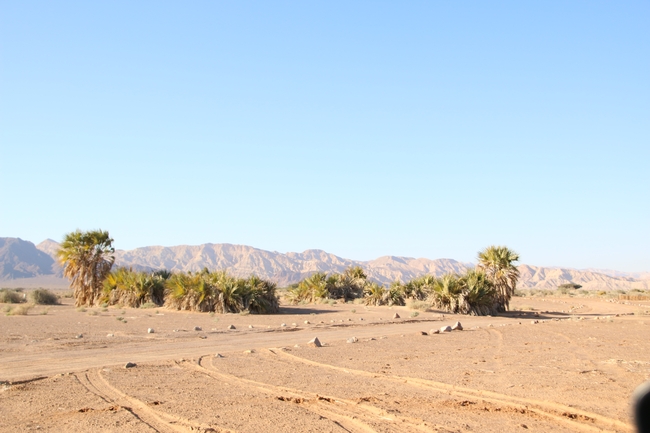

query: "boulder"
left=308, top=337, right=322, bottom=348
left=440, top=325, right=452, bottom=333
left=451, top=321, right=463, bottom=331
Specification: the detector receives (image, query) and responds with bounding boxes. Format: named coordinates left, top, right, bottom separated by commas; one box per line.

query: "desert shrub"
left=7, top=304, right=33, bottom=315
left=140, top=302, right=157, bottom=309
left=29, top=289, right=59, bottom=305
left=407, top=300, right=431, bottom=311
left=558, top=283, right=582, bottom=290
left=363, top=281, right=404, bottom=306
left=289, top=267, right=369, bottom=304
left=410, top=311, right=419, bottom=318
left=0, top=289, right=24, bottom=304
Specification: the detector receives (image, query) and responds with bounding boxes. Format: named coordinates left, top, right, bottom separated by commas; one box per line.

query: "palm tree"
left=477, top=245, right=520, bottom=312
left=57, top=229, right=115, bottom=307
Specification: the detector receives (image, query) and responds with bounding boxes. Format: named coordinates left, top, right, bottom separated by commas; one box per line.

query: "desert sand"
left=1, top=296, right=649, bottom=432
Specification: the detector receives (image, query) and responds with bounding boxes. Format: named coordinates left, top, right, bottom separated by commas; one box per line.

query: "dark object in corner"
left=634, top=381, right=650, bottom=433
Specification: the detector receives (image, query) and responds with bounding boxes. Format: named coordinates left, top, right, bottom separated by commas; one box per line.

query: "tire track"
left=181, top=356, right=439, bottom=433
left=75, top=369, right=231, bottom=433
left=271, top=348, right=632, bottom=433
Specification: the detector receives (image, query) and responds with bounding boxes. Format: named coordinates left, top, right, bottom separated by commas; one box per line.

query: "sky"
left=1, top=1, right=648, bottom=272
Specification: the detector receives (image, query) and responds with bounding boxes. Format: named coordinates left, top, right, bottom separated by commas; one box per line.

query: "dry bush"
left=407, top=300, right=431, bottom=311
left=29, top=289, right=59, bottom=305
left=0, top=289, right=25, bottom=304
left=620, top=294, right=650, bottom=301
left=7, top=304, right=33, bottom=315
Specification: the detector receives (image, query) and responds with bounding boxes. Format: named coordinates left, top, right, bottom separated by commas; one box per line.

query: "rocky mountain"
left=0, top=237, right=641, bottom=290
left=0, top=238, right=57, bottom=279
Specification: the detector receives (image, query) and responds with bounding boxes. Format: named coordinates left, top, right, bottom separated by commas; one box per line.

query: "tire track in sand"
left=181, top=356, right=441, bottom=433
left=74, top=369, right=233, bottom=433
left=271, top=348, right=632, bottom=433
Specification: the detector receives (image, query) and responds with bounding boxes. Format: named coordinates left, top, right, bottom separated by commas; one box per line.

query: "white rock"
left=347, top=337, right=358, bottom=343
left=304, top=320, right=310, bottom=324
left=281, top=323, right=287, bottom=327
left=147, top=328, right=155, bottom=334
left=249, top=325, right=253, bottom=329
left=430, top=329, right=440, bottom=334
left=393, top=313, right=400, bottom=319
left=440, top=326, right=452, bottom=333
left=106, top=333, right=114, bottom=337
left=308, top=337, right=322, bottom=347
left=227, top=324, right=236, bottom=330
left=214, top=353, right=224, bottom=358
left=451, top=321, right=463, bottom=331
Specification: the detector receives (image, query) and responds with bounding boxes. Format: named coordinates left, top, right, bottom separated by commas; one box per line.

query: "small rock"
left=214, top=353, right=223, bottom=358
left=198, top=335, right=207, bottom=339
left=451, top=321, right=463, bottom=331
left=347, top=318, right=352, bottom=321
left=430, top=329, right=440, bottom=334
left=308, top=337, right=322, bottom=347
left=292, top=323, right=297, bottom=327
left=227, top=325, right=236, bottom=330
left=440, top=326, right=452, bottom=333
left=244, top=349, right=254, bottom=354
left=369, top=337, right=376, bottom=341
left=420, top=331, right=428, bottom=335
left=531, top=320, right=539, bottom=324
left=124, top=362, right=136, bottom=369
left=249, top=325, right=253, bottom=329
left=393, top=313, right=400, bottom=319
left=359, top=318, right=364, bottom=321
left=194, top=326, right=202, bottom=331
left=294, top=344, right=300, bottom=348
left=304, top=320, right=310, bottom=325
left=281, top=323, right=287, bottom=327
left=75, top=334, right=83, bottom=339
left=347, top=337, right=358, bottom=343
left=488, top=324, right=494, bottom=328
left=106, top=333, right=114, bottom=337
left=147, top=328, right=155, bottom=334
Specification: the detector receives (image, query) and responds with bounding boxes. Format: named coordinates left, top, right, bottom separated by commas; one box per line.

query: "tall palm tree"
left=57, top=229, right=115, bottom=307
left=476, top=245, right=520, bottom=312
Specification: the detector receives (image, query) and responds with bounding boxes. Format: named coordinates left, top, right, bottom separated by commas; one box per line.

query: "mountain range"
left=0, top=237, right=648, bottom=291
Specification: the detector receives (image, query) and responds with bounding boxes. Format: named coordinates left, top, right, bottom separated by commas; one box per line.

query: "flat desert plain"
left=1, top=296, right=649, bottom=432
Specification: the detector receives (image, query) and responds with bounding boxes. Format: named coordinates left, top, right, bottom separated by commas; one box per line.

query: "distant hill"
left=0, top=237, right=645, bottom=291
left=0, top=238, right=57, bottom=279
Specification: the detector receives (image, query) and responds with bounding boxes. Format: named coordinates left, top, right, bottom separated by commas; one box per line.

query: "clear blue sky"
left=1, top=1, right=648, bottom=272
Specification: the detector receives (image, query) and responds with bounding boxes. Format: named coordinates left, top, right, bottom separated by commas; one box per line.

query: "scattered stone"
left=347, top=318, right=352, bottom=321
left=347, top=337, right=358, bottom=343
left=147, top=328, right=155, bottom=334
left=194, top=326, right=202, bottom=331
left=124, top=362, right=136, bottom=369
left=214, top=353, right=224, bottom=358
left=420, top=331, right=428, bottom=335
left=359, top=317, right=364, bottom=321
left=319, top=321, right=324, bottom=324
left=198, top=335, right=207, bottom=339
left=451, top=321, right=463, bottom=331
left=227, top=325, right=236, bottom=330
left=531, top=320, right=539, bottom=324
left=75, top=334, right=83, bottom=339
left=488, top=324, right=494, bottom=328
left=292, top=323, right=297, bottom=327
left=369, top=337, right=377, bottom=341
left=294, top=344, right=300, bottom=348
left=430, top=329, right=440, bottom=334
left=106, top=333, right=114, bottom=337
left=304, top=320, right=310, bottom=325
left=308, top=337, right=322, bottom=348
left=281, top=323, right=287, bottom=327
left=249, top=325, right=254, bottom=329
left=393, top=313, right=401, bottom=319
left=440, top=326, right=452, bottom=333
left=244, top=349, right=254, bottom=354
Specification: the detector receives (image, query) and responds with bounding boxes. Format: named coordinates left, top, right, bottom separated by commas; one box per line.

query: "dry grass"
left=407, top=300, right=432, bottom=311
left=5, top=304, right=33, bottom=316
left=29, top=289, right=59, bottom=305
left=0, top=289, right=25, bottom=304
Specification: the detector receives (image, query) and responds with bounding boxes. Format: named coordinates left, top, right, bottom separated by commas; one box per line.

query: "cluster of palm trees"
left=102, top=267, right=280, bottom=313
left=288, top=246, right=520, bottom=316
left=57, top=230, right=519, bottom=316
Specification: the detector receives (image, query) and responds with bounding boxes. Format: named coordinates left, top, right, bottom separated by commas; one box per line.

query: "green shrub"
left=29, top=289, right=59, bottom=305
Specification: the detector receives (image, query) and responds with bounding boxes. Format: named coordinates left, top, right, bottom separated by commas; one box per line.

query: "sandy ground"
left=1, top=296, right=649, bottom=432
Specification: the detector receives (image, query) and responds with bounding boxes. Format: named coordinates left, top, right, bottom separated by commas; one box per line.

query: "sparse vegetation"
left=29, top=289, right=59, bottom=305
left=6, top=304, right=33, bottom=316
